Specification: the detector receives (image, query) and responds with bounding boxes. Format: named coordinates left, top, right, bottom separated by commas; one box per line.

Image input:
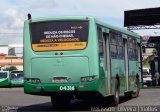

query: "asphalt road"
left=0, top=87, right=160, bottom=111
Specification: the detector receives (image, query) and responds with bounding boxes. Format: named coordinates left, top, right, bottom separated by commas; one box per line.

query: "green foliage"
left=152, top=49, right=158, bottom=56
left=143, top=49, right=158, bottom=67
left=143, top=56, right=150, bottom=67
left=3, top=66, right=17, bottom=71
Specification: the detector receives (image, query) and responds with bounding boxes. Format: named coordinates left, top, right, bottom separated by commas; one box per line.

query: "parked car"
left=143, top=72, right=152, bottom=86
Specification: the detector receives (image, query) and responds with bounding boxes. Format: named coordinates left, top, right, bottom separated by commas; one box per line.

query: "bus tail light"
left=91, top=76, right=96, bottom=81
left=80, top=76, right=97, bottom=82
left=89, top=76, right=96, bottom=81
left=25, top=78, right=41, bottom=84
left=34, top=79, right=41, bottom=83
left=80, top=77, right=85, bottom=82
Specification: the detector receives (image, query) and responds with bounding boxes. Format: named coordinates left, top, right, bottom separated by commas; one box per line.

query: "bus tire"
left=114, top=75, right=120, bottom=106
left=124, top=91, right=132, bottom=99
left=132, top=74, right=140, bottom=98
left=51, top=95, right=71, bottom=108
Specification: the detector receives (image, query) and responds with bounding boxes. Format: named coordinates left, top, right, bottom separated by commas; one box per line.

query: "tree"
left=152, top=48, right=158, bottom=56
left=143, top=48, right=158, bottom=67
left=3, top=66, right=17, bottom=71
left=143, top=56, right=150, bottom=67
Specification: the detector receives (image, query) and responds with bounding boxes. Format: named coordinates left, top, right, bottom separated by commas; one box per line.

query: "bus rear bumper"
left=24, top=80, right=100, bottom=97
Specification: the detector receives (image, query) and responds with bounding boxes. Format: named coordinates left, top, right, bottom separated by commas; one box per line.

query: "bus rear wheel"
left=124, top=91, right=132, bottom=99
left=113, top=78, right=120, bottom=106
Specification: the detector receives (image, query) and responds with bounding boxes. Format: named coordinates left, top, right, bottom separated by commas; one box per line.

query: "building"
left=8, top=44, right=23, bottom=57
left=0, top=44, right=23, bottom=70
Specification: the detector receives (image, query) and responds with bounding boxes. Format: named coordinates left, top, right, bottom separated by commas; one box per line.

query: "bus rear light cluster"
left=80, top=77, right=85, bottom=82
left=25, top=78, right=41, bottom=84
left=80, top=76, right=96, bottom=82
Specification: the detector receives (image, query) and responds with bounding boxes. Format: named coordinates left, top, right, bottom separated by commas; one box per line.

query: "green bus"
left=0, top=71, right=10, bottom=87
left=10, top=70, right=24, bottom=86
left=23, top=15, right=141, bottom=106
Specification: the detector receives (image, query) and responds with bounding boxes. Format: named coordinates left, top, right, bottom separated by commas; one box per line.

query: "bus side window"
left=117, top=33, right=124, bottom=59
left=128, top=37, right=132, bottom=60
left=110, top=31, right=124, bottom=59
left=110, top=32, right=117, bottom=58
left=128, top=36, right=137, bottom=60
left=97, top=27, right=104, bottom=57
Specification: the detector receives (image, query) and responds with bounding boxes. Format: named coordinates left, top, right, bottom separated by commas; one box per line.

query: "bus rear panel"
left=23, top=17, right=100, bottom=99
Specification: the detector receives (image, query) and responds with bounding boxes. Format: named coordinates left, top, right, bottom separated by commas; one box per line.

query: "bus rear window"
left=0, top=72, right=7, bottom=79
left=30, top=21, right=89, bottom=51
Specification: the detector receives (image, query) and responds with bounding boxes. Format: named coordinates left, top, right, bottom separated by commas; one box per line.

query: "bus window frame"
left=109, top=30, right=124, bottom=59
left=128, top=36, right=138, bottom=61
left=97, top=27, right=104, bottom=57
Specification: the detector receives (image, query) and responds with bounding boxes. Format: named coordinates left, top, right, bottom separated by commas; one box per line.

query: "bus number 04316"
left=59, top=86, right=75, bottom=91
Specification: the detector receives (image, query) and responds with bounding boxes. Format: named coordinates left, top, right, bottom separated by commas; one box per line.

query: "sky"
left=0, top=0, right=160, bottom=45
